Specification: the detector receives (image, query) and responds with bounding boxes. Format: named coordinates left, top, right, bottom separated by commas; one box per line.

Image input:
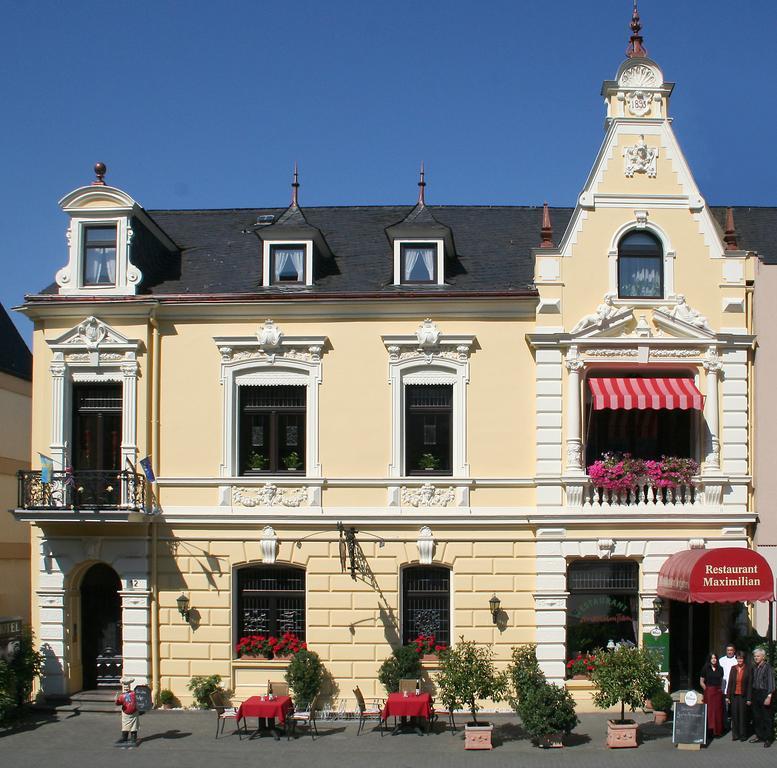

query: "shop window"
left=239, top=385, right=306, bottom=474
left=236, top=566, right=306, bottom=641
left=405, top=384, right=452, bottom=475
left=402, top=566, right=450, bottom=645
left=566, top=560, right=639, bottom=656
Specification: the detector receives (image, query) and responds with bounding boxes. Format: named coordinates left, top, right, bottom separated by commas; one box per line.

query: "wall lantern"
left=489, top=594, right=501, bottom=624
left=176, top=593, right=191, bottom=622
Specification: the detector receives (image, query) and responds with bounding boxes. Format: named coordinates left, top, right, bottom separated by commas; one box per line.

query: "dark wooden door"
left=80, top=563, right=122, bottom=689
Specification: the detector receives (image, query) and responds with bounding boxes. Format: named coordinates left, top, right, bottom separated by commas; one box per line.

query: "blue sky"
left=0, top=1, right=772, bottom=343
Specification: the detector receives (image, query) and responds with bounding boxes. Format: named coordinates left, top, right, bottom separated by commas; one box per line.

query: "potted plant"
left=283, top=451, right=302, bottom=471
left=158, top=688, right=178, bottom=709
left=284, top=648, right=324, bottom=707
left=235, top=632, right=306, bottom=659
left=518, top=681, right=579, bottom=748
left=591, top=646, right=663, bottom=748
left=409, top=633, right=448, bottom=659
left=378, top=645, right=423, bottom=694
left=566, top=652, right=599, bottom=679
left=418, top=453, right=440, bottom=471
left=435, top=638, right=508, bottom=750
left=649, top=688, right=673, bottom=725
left=187, top=674, right=224, bottom=709
left=247, top=451, right=268, bottom=471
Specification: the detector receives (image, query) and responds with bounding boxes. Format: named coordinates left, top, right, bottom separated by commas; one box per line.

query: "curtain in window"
left=274, top=249, right=304, bottom=281
left=85, top=248, right=116, bottom=285
left=403, top=248, right=434, bottom=281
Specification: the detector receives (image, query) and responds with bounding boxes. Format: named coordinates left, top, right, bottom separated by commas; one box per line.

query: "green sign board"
left=643, top=630, right=670, bottom=673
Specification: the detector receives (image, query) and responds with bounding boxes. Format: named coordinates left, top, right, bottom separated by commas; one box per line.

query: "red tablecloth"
left=381, top=692, right=432, bottom=722
left=237, top=695, right=293, bottom=725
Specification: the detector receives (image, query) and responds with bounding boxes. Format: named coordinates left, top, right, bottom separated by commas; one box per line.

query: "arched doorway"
left=80, top=563, right=122, bottom=689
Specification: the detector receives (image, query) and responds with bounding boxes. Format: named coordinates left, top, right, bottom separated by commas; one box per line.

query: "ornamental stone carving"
left=416, top=526, right=436, bottom=565
left=584, top=348, right=639, bottom=357
left=624, top=135, right=658, bottom=178
left=650, top=348, right=702, bottom=359
left=416, top=318, right=441, bottom=349
left=659, top=295, right=711, bottom=331
left=232, top=484, right=309, bottom=508
left=257, top=319, right=283, bottom=349
left=260, top=526, right=278, bottom=564
left=73, top=317, right=108, bottom=350
left=619, top=64, right=659, bottom=88
left=400, top=484, right=455, bottom=508
left=570, top=294, right=623, bottom=334
left=597, top=539, right=616, bottom=559
left=626, top=90, right=650, bottom=117
left=703, top=348, right=722, bottom=373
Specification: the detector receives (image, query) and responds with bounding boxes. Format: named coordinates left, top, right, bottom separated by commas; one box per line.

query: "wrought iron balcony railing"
left=17, top=469, right=146, bottom=511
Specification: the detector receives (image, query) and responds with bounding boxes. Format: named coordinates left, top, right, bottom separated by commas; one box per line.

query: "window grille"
left=237, top=566, right=306, bottom=640
left=402, top=566, right=450, bottom=645
left=567, top=561, right=639, bottom=592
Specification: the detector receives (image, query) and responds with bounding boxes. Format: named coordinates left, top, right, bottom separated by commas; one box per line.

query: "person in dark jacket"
left=700, top=653, right=725, bottom=737
left=725, top=652, right=751, bottom=741
left=747, top=648, right=775, bottom=747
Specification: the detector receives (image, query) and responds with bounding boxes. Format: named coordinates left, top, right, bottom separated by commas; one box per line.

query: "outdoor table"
left=381, top=692, right=432, bottom=735
left=237, top=695, right=294, bottom=740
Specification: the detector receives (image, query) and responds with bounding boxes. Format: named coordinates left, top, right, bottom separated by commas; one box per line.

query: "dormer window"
left=401, top=243, right=437, bottom=284
left=270, top=244, right=306, bottom=284
left=82, top=225, right=117, bottom=286
left=617, top=230, right=663, bottom=299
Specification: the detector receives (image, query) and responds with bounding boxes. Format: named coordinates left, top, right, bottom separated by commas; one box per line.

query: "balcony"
left=582, top=480, right=698, bottom=508
left=17, top=469, right=147, bottom=514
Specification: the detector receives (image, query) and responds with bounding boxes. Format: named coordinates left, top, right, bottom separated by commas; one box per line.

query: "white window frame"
left=262, top=239, right=314, bottom=287
left=393, top=238, right=445, bottom=286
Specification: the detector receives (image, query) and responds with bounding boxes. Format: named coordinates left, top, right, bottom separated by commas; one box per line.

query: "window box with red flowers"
left=565, top=653, right=600, bottom=680
left=409, top=634, right=448, bottom=663
left=234, top=632, right=307, bottom=660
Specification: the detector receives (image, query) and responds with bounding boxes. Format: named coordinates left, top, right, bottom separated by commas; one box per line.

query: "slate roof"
left=0, top=303, right=32, bottom=380
left=32, top=205, right=776, bottom=298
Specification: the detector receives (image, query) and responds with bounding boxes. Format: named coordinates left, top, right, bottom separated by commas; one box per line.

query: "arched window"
left=402, top=566, right=451, bottom=645
left=235, top=565, right=306, bottom=641
left=617, top=231, right=663, bottom=299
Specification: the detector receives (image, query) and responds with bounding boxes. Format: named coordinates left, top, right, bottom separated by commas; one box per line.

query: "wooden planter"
left=464, top=723, right=494, bottom=750
left=606, top=719, right=639, bottom=748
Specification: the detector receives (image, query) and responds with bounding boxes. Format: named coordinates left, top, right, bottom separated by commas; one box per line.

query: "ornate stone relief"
left=584, top=348, right=639, bottom=358
left=626, top=91, right=650, bottom=117
left=623, top=135, right=658, bottom=178
left=650, top=348, right=702, bottom=359
left=415, top=318, right=440, bottom=348
left=383, top=319, right=475, bottom=363
left=257, top=319, right=283, bottom=349
left=400, top=484, right=455, bottom=508
left=260, top=526, right=278, bottom=564
left=619, top=64, right=659, bottom=88
left=232, top=484, right=309, bottom=508
left=597, top=539, right=615, bottom=559
left=217, top=320, right=326, bottom=365
left=655, top=295, right=711, bottom=331
left=570, top=294, right=630, bottom=334
left=416, top=526, right=436, bottom=565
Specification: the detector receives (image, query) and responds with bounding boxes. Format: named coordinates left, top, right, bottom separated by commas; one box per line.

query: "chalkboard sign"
left=672, top=702, right=707, bottom=745
left=133, top=685, right=152, bottom=713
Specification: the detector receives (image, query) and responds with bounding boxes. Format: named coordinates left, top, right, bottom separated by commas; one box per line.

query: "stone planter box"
left=606, top=719, right=639, bottom=748
left=464, top=723, right=493, bottom=750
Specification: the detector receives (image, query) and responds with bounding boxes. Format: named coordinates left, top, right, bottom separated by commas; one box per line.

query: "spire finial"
left=418, top=161, right=426, bottom=206
left=92, top=162, right=107, bottom=186
left=724, top=207, right=739, bottom=251
left=291, top=162, right=300, bottom=207
left=540, top=202, right=554, bottom=248
left=626, top=0, right=648, bottom=58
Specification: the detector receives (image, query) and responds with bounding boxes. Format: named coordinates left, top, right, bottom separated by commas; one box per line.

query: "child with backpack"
left=115, top=676, right=140, bottom=747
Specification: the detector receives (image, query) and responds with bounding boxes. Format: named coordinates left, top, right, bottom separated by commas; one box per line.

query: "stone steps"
left=35, top=688, right=119, bottom=714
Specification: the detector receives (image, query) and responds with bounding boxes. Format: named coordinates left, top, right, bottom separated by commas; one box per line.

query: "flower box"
left=464, top=723, right=493, bottom=750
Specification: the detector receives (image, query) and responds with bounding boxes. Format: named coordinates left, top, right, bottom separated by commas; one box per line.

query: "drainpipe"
left=149, top=308, right=161, bottom=700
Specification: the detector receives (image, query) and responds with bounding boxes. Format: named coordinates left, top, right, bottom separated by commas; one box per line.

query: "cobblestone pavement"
left=2, top=709, right=776, bottom=768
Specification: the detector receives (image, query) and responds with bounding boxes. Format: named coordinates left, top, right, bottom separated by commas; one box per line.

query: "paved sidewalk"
left=1, top=709, right=776, bottom=768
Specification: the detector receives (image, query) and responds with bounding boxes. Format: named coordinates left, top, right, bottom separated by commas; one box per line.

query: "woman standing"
left=725, top=652, right=751, bottom=741
left=700, top=652, right=725, bottom=738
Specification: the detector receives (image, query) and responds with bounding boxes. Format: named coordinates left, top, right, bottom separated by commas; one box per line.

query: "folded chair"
left=353, top=687, right=383, bottom=736
left=209, top=691, right=245, bottom=739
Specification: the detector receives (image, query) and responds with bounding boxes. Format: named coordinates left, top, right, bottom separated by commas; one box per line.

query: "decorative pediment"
left=382, top=319, right=476, bottom=363
left=47, top=317, right=140, bottom=367
left=215, top=320, right=328, bottom=365
left=653, top=297, right=714, bottom=338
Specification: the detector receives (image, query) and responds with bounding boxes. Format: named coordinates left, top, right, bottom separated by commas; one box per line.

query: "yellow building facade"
left=17, top=19, right=774, bottom=708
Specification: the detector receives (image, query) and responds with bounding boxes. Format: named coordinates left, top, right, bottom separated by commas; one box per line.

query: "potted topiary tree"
left=519, top=682, right=579, bottom=748
left=591, top=646, right=663, bottom=748
left=649, top=688, right=673, bottom=725
left=377, top=645, right=423, bottom=694
left=284, top=648, right=324, bottom=707
left=435, top=638, right=508, bottom=750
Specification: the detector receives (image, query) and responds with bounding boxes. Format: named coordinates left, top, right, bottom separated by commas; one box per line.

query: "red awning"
left=588, top=377, right=703, bottom=411
left=657, top=548, right=775, bottom=603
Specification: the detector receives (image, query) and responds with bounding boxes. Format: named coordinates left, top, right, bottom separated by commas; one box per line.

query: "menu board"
left=672, top=702, right=707, bottom=745
left=133, top=684, right=153, bottom=713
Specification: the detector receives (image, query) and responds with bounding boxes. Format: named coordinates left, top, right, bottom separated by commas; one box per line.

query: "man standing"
left=720, top=644, right=737, bottom=729
left=747, top=648, right=774, bottom=747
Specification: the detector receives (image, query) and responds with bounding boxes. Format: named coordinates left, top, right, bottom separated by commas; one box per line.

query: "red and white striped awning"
left=588, top=377, right=703, bottom=411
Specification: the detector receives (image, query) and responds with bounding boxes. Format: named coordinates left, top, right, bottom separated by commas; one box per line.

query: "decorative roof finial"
left=291, top=162, right=300, bottom=207
left=540, top=202, right=554, bottom=248
left=92, top=162, right=107, bottom=186
left=724, top=207, right=739, bottom=251
left=418, top=161, right=426, bottom=206
left=626, top=0, right=648, bottom=58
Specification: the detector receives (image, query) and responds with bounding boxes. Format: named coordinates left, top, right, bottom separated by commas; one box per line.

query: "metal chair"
left=286, top=695, right=319, bottom=740
left=398, top=678, right=420, bottom=693
left=268, top=681, right=289, bottom=697
left=209, top=691, right=245, bottom=739
left=353, top=687, right=383, bottom=736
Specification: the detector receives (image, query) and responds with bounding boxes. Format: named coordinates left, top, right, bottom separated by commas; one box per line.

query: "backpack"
left=123, top=691, right=137, bottom=715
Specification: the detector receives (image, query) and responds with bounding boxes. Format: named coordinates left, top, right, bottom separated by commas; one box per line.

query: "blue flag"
left=39, top=454, right=53, bottom=484
left=139, top=456, right=156, bottom=483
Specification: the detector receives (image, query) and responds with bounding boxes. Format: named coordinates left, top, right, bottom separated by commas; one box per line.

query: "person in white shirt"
left=719, top=644, right=738, bottom=731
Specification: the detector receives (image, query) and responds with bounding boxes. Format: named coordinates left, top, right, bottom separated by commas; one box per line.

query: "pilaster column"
left=50, top=355, right=67, bottom=468
left=703, top=348, right=722, bottom=473
left=37, top=588, right=67, bottom=696
left=119, top=590, right=151, bottom=684
left=564, top=348, right=585, bottom=474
